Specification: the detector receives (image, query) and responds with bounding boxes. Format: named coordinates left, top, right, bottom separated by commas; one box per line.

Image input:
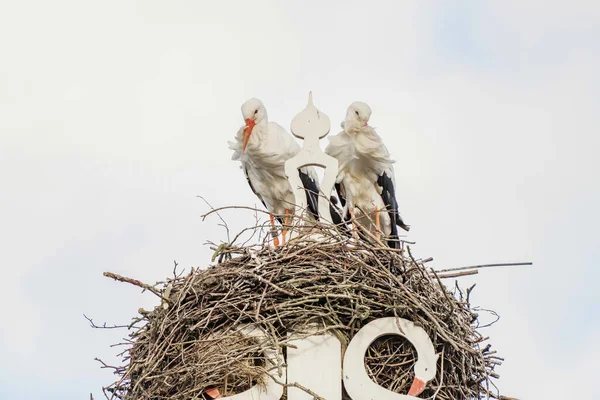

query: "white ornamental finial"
left=285, top=92, right=339, bottom=225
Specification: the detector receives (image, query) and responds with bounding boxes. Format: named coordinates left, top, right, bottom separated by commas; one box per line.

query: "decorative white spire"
left=285, top=92, right=339, bottom=225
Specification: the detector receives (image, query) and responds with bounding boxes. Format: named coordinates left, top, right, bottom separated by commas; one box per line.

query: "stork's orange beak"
left=408, top=377, right=426, bottom=396
left=242, top=118, right=256, bottom=152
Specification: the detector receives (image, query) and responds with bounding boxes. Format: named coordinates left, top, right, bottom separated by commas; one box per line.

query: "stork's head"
left=408, top=352, right=439, bottom=396
left=241, top=98, right=267, bottom=152
left=343, top=101, right=372, bottom=133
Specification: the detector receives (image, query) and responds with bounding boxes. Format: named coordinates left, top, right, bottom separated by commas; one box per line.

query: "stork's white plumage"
left=325, top=101, right=409, bottom=248
left=229, top=98, right=321, bottom=246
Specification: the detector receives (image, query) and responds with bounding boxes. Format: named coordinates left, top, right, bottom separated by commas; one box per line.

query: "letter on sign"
left=343, top=317, right=437, bottom=400
left=287, top=328, right=342, bottom=399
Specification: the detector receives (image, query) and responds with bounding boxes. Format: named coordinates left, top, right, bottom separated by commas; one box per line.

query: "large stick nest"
left=99, top=216, right=506, bottom=400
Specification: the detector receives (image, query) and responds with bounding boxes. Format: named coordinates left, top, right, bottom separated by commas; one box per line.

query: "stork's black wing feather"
left=333, top=182, right=351, bottom=228
left=329, top=200, right=347, bottom=227
left=244, top=165, right=283, bottom=224
left=377, top=171, right=410, bottom=248
left=334, top=183, right=346, bottom=209
left=298, top=169, right=320, bottom=221
left=298, top=171, right=348, bottom=231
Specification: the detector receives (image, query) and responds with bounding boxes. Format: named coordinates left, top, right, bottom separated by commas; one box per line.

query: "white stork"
left=229, top=98, right=324, bottom=246
left=325, top=101, right=410, bottom=248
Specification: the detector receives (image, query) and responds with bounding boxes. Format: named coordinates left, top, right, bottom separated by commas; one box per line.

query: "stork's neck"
left=255, top=118, right=268, bottom=131
left=344, top=127, right=358, bottom=136
left=241, top=119, right=270, bottom=157
left=253, top=119, right=269, bottom=141
left=343, top=117, right=367, bottom=134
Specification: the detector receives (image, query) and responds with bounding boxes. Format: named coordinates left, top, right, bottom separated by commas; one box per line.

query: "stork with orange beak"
left=229, top=98, right=324, bottom=246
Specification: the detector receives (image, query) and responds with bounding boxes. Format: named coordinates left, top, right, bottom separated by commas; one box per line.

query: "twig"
left=103, top=272, right=169, bottom=302
left=200, top=205, right=271, bottom=221
left=435, top=270, right=479, bottom=279
left=84, top=314, right=129, bottom=329
left=430, top=268, right=455, bottom=312
left=198, top=196, right=231, bottom=242
left=436, top=262, right=532, bottom=273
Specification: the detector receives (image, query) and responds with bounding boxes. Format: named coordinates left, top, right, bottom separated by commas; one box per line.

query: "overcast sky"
left=1, top=1, right=598, bottom=399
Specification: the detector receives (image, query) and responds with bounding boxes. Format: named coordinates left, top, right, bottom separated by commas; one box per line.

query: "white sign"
left=218, top=317, right=438, bottom=400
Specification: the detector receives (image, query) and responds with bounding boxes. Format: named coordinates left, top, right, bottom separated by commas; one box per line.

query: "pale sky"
left=1, top=1, right=599, bottom=399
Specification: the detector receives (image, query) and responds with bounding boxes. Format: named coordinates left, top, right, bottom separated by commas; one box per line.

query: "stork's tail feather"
left=398, top=223, right=410, bottom=232
left=329, top=200, right=351, bottom=237
left=397, top=217, right=410, bottom=232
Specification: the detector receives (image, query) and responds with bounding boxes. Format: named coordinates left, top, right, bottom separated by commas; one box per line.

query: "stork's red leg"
left=270, top=214, right=280, bottom=247
left=282, top=209, right=291, bottom=245
left=373, top=206, right=385, bottom=246
left=349, top=207, right=359, bottom=240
